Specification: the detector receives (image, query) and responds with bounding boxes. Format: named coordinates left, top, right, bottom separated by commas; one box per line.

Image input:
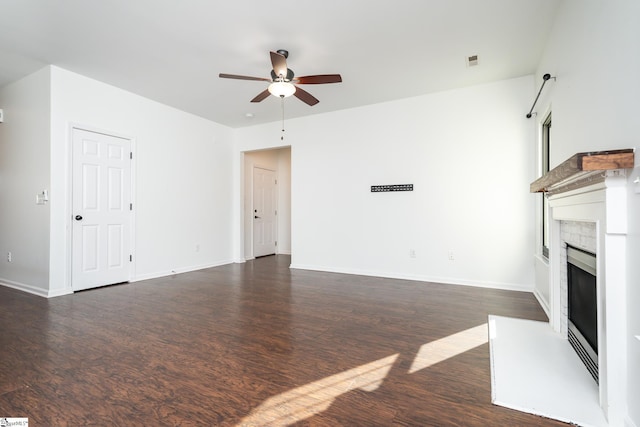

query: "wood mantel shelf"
left=530, top=149, right=634, bottom=194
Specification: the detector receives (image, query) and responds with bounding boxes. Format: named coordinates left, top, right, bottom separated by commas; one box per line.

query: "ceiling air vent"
left=467, top=55, right=479, bottom=67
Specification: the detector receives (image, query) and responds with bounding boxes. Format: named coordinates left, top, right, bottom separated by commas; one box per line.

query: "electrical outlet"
left=7, top=251, right=12, bottom=262
left=195, top=244, right=200, bottom=252
left=409, top=249, right=416, bottom=258
left=448, top=250, right=455, bottom=261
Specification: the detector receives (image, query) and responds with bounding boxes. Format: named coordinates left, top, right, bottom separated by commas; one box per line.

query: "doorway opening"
left=243, top=147, right=291, bottom=261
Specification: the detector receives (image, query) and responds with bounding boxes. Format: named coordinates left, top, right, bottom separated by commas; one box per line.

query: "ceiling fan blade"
left=293, top=86, right=319, bottom=106
left=270, top=51, right=288, bottom=78
left=294, top=74, right=343, bottom=84
left=219, top=73, right=271, bottom=82
left=251, top=89, right=271, bottom=103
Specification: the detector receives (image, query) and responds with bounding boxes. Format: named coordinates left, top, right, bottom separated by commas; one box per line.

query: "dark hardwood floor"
left=0, top=255, right=568, bottom=426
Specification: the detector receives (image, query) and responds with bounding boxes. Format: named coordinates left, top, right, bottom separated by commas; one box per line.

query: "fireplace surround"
left=531, top=149, right=634, bottom=426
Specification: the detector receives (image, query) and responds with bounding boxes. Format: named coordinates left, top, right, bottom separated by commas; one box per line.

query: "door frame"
left=238, top=147, right=292, bottom=263
left=66, top=123, right=136, bottom=291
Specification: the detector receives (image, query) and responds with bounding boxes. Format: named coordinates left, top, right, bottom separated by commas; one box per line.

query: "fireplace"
left=566, top=245, right=598, bottom=383
left=530, top=149, right=634, bottom=425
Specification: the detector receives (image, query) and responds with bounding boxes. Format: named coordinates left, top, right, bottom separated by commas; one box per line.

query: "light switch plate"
left=0, top=109, right=4, bottom=123
left=36, top=190, right=49, bottom=205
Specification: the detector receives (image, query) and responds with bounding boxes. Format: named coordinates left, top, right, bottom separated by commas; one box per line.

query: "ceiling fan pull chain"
left=281, top=96, right=285, bottom=140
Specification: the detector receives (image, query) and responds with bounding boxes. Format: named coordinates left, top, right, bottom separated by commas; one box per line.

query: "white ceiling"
left=0, top=0, right=561, bottom=128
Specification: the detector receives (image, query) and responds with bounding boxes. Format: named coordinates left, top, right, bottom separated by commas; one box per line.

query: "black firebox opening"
left=568, top=262, right=598, bottom=352
left=567, top=245, right=598, bottom=383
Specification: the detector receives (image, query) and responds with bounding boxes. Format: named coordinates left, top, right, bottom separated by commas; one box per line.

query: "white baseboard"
left=132, top=259, right=234, bottom=282
left=533, top=288, right=551, bottom=318
left=48, top=288, right=74, bottom=298
left=0, top=278, right=49, bottom=298
left=288, top=264, right=533, bottom=292
left=2, top=261, right=535, bottom=297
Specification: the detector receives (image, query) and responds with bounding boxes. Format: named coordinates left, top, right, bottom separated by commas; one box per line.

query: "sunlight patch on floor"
left=237, top=324, right=492, bottom=426
left=408, top=323, right=488, bottom=374
left=237, top=354, right=399, bottom=426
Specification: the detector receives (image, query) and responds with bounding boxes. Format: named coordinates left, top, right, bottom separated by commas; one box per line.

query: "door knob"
left=75, top=215, right=83, bottom=221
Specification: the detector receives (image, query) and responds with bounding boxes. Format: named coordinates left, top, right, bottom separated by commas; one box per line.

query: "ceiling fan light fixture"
left=268, top=81, right=296, bottom=98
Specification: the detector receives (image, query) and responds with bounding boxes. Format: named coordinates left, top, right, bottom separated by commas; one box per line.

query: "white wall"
left=533, top=1, right=640, bottom=425
left=242, top=148, right=291, bottom=259
left=48, top=66, right=235, bottom=294
left=535, top=0, right=639, bottom=163
left=0, top=68, right=51, bottom=296
left=236, top=76, right=536, bottom=290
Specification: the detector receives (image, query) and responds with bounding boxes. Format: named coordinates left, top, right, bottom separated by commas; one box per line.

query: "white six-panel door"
left=72, top=128, right=131, bottom=291
left=253, top=167, right=277, bottom=257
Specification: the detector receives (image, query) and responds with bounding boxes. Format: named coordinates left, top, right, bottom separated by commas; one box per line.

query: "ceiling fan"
left=219, top=49, right=342, bottom=106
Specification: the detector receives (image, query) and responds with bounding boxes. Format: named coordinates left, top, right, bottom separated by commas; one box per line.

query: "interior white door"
left=72, top=128, right=132, bottom=291
left=253, top=167, right=277, bottom=257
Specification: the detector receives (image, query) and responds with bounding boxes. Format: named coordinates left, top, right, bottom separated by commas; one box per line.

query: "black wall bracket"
left=526, top=73, right=556, bottom=119
left=371, top=184, right=413, bottom=192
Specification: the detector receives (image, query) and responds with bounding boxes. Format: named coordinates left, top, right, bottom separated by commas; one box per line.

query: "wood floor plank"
left=0, top=255, right=567, bottom=426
